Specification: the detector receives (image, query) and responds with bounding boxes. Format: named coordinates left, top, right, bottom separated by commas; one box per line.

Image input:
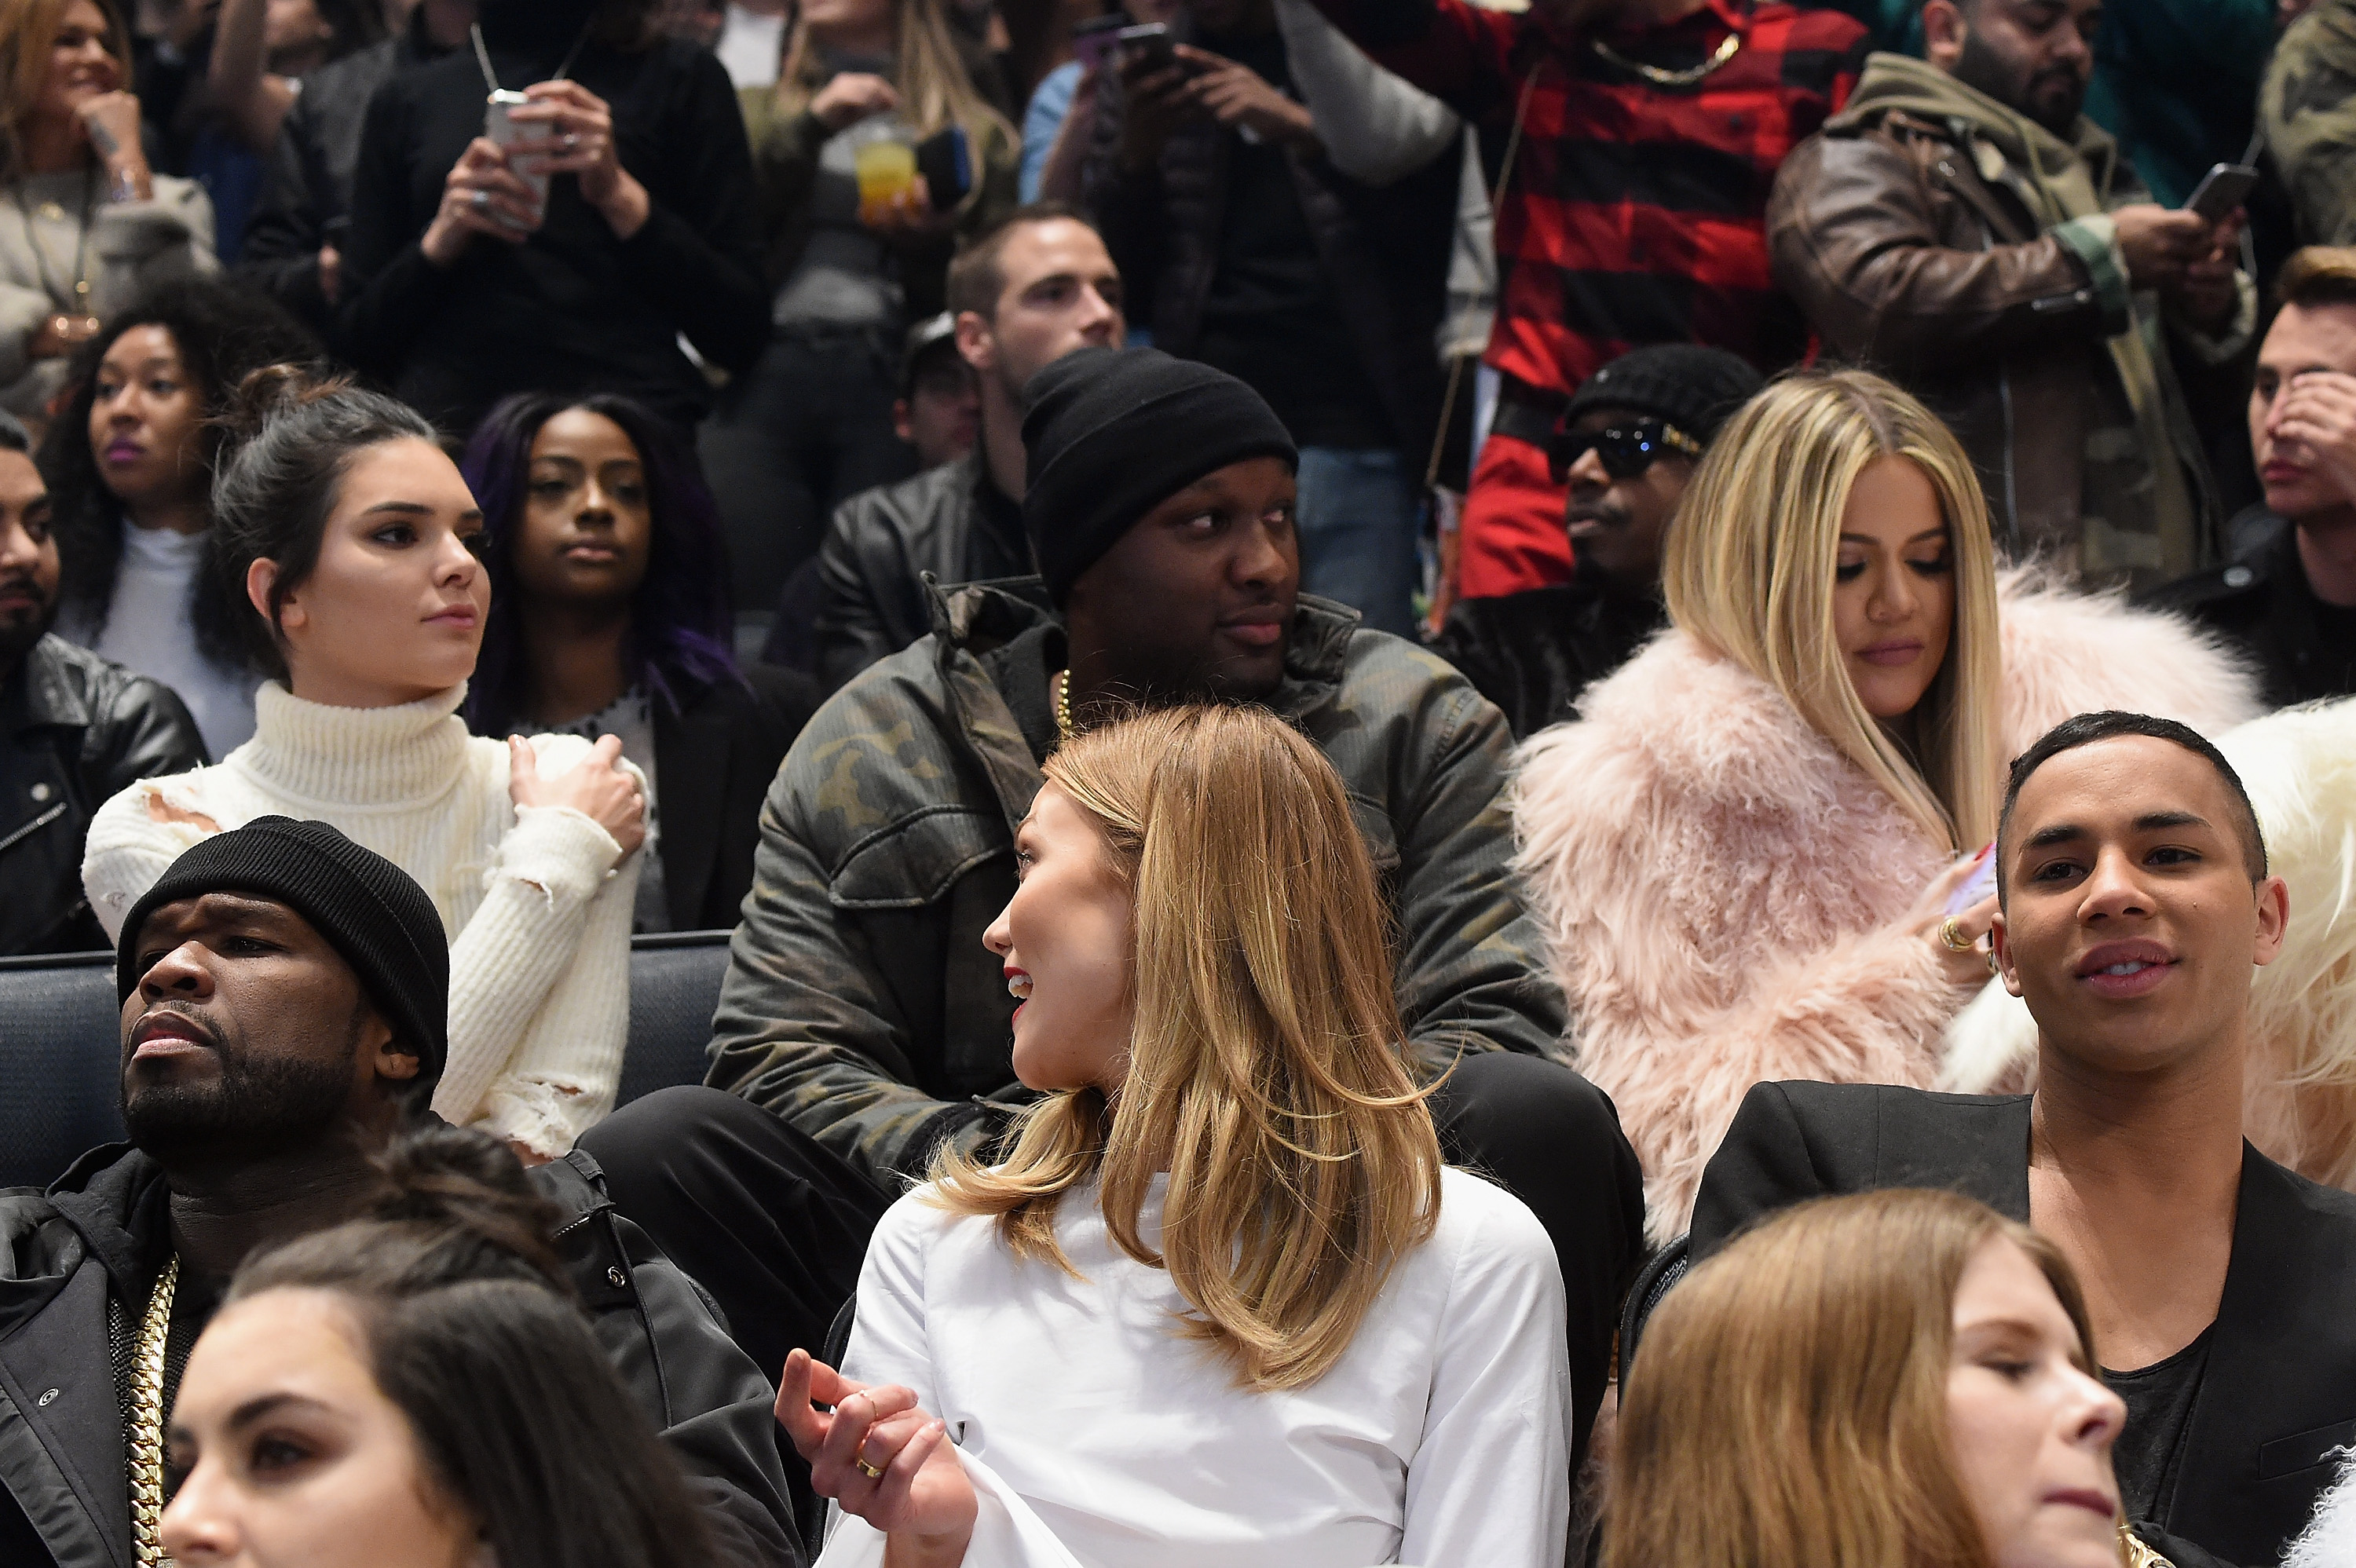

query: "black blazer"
left=653, top=665, right=818, bottom=932
left=1692, top=1081, right=2356, bottom=1568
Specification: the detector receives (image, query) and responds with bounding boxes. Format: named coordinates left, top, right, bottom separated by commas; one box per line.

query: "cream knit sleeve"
left=432, top=770, right=641, bottom=1157
left=80, top=774, right=224, bottom=942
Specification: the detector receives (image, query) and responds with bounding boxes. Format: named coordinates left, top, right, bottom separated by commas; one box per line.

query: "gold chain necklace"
left=129, top=1256, right=179, bottom=1568
left=2118, top=1523, right=2175, bottom=1568
left=1591, top=29, right=1741, bottom=88
left=1052, top=669, right=1076, bottom=741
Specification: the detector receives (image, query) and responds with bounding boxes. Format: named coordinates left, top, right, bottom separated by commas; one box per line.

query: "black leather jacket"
left=2141, top=508, right=2356, bottom=711
left=810, top=451, right=1030, bottom=689
left=1432, top=566, right=1666, bottom=740
left=0, top=1142, right=804, bottom=1568
left=1, top=636, right=204, bottom=956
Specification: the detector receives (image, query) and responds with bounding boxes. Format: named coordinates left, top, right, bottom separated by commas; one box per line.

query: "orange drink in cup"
left=854, top=131, right=917, bottom=224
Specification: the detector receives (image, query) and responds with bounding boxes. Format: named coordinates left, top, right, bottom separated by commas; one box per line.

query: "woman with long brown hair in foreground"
left=1611, top=1188, right=2205, bottom=1568
left=777, top=703, right=1571, bottom=1568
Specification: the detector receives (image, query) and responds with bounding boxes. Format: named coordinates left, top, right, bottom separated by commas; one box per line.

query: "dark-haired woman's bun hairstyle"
left=202, top=366, right=441, bottom=681
left=223, top=1124, right=723, bottom=1568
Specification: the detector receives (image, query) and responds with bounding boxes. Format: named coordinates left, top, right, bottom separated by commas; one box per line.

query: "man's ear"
left=1992, top=908, right=2023, bottom=999
left=955, top=310, right=996, bottom=375
left=2252, top=874, right=2291, bottom=968
left=1922, top=0, right=1968, bottom=66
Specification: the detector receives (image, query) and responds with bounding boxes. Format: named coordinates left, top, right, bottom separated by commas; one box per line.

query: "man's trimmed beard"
left=1952, top=29, right=2085, bottom=137
left=123, top=1009, right=364, bottom=1164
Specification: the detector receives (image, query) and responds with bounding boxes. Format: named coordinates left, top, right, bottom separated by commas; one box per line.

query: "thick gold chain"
left=2118, top=1522, right=2175, bottom=1568
left=1053, top=668, right=1076, bottom=742
left=1590, top=29, right=1741, bottom=89
left=130, top=1256, right=178, bottom=1567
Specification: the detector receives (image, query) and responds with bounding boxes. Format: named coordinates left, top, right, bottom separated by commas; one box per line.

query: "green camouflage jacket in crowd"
left=705, top=577, right=1566, bottom=1192
left=2266, top=0, right=2356, bottom=247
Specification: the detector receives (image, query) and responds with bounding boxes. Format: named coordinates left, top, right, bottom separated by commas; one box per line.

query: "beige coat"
left=0, top=166, right=218, bottom=418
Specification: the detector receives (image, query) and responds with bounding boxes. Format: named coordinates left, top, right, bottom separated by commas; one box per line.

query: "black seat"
left=0, top=931, right=737, bottom=1191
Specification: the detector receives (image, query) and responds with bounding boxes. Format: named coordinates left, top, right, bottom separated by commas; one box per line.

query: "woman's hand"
left=511, top=81, right=649, bottom=239
left=1901, top=846, right=2000, bottom=989
left=777, top=1348, right=976, bottom=1564
left=507, top=734, right=646, bottom=856
left=810, top=72, right=899, bottom=133
left=75, top=90, right=152, bottom=199
left=421, top=138, right=541, bottom=266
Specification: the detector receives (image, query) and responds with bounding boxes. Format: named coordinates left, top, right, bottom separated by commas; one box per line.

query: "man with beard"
left=807, top=204, right=1125, bottom=688
left=0, top=409, right=203, bottom=955
left=0, top=817, right=803, bottom=1567
left=594, top=348, right=1643, bottom=1481
left=1768, top=0, right=2249, bottom=592
left=1435, top=345, right=1761, bottom=738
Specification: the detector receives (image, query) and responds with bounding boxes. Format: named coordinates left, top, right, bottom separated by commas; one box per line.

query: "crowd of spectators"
left=11, top=0, right=2356, bottom=1564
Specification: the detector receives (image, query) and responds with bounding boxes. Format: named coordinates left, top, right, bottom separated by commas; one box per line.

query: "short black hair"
left=0, top=410, right=27, bottom=454
left=1996, top=711, right=2267, bottom=896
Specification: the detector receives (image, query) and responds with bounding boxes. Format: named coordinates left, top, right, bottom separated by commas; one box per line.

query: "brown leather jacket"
left=1767, top=108, right=2232, bottom=579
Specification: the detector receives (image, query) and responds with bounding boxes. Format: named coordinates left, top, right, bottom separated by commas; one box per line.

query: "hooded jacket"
left=1512, top=573, right=2259, bottom=1242
left=1767, top=53, right=2251, bottom=590
left=0, top=1142, right=802, bottom=1568
left=707, top=578, right=1563, bottom=1190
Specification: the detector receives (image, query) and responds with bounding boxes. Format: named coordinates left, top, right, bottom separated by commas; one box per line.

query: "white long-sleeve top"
left=824, top=1165, right=1571, bottom=1568
left=80, top=680, right=640, bottom=1157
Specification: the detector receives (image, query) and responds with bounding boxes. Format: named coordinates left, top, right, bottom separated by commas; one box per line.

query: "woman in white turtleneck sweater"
left=82, top=369, right=646, bottom=1160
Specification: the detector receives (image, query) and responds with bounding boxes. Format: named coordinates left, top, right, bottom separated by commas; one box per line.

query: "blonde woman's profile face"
left=1946, top=1237, right=2126, bottom=1568
left=160, top=1288, right=484, bottom=1568
left=1832, top=455, right=1955, bottom=722
left=985, top=782, right=1134, bottom=1095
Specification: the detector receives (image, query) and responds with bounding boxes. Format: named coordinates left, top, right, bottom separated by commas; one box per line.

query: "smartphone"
left=916, top=126, right=972, bottom=208
left=1118, top=21, right=1176, bottom=71
left=1071, top=13, right=1128, bottom=70
left=2184, top=161, right=2259, bottom=222
left=484, top=89, right=547, bottom=217
left=1944, top=853, right=1998, bottom=917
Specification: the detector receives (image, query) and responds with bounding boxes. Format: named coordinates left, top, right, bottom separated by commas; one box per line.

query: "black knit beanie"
left=1561, top=344, right=1765, bottom=444
left=116, top=817, right=450, bottom=1081
left=1021, top=347, right=1298, bottom=605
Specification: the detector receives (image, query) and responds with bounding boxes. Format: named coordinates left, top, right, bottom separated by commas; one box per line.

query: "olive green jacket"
left=706, top=578, right=1565, bottom=1190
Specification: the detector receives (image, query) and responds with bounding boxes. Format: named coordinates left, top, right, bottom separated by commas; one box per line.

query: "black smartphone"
left=915, top=126, right=972, bottom=207
left=2184, top=162, right=2259, bottom=222
left=1118, top=21, right=1176, bottom=71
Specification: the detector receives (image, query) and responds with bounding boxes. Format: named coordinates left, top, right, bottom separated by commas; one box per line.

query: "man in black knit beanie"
left=588, top=348, right=1646, bottom=1485
left=0, top=819, right=804, bottom=1568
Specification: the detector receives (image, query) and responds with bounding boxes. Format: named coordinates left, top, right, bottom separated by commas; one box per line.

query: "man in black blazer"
left=1689, top=711, right=2355, bottom=1568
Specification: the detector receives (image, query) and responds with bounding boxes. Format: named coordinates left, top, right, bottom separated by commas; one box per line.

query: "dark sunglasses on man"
left=1545, top=418, right=1703, bottom=486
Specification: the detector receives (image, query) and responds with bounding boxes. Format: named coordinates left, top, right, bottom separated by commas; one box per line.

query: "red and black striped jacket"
left=1307, top=0, right=1868, bottom=406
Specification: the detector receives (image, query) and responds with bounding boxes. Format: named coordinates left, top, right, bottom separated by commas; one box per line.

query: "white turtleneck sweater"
left=79, top=681, right=642, bottom=1157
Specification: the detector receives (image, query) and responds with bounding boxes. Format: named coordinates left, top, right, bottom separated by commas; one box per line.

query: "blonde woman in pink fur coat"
left=1513, top=370, right=2259, bottom=1243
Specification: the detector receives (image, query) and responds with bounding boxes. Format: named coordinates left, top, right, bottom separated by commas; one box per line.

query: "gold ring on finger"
left=854, top=1454, right=885, bottom=1479
left=1937, top=916, right=1975, bottom=952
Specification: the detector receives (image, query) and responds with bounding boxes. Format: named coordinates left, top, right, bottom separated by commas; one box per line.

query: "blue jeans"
left=1295, top=445, right=1421, bottom=638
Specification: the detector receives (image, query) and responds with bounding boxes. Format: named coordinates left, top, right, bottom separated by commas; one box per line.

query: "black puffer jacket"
left=1079, top=18, right=1458, bottom=462
left=1, top=636, right=204, bottom=956
left=0, top=1142, right=804, bottom=1568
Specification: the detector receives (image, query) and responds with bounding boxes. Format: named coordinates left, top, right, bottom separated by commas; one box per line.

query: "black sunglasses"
left=1546, top=418, right=1703, bottom=484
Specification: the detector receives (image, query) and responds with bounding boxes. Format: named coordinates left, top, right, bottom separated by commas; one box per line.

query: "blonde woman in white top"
left=777, top=704, right=1571, bottom=1568
left=82, top=367, right=646, bottom=1160
left=0, top=0, right=217, bottom=424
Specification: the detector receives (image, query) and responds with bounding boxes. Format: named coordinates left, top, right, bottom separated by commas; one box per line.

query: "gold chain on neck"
left=2118, top=1522, right=2175, bottom=1568
left=1053, top=668, right=1076, bottom=742
left=1590, top=29, right=1741, bottom=88
left=130, top=1256, right=178, bottom=1567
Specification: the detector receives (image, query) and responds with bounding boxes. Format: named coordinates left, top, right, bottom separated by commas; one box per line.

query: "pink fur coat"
left=1512, top=573, right=2259, bottom=1242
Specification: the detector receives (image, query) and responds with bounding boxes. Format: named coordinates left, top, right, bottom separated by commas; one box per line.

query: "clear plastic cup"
left=851, top=120, right=916, bottom=224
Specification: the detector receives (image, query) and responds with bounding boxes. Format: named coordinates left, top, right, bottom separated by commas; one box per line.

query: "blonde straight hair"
left=1662, top=368, right=2004, bottom=853
left=0, top=0, right=128, bottom=183
left=929, top=704, right=1443, bottom=1392
left=774, top=0, right=1013, bottom=158
left=1606, top=1189, right=2113, bottom=1568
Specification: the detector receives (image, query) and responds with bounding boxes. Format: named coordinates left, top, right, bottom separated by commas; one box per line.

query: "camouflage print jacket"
left=706, top=577, right=1564, bottom=1191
